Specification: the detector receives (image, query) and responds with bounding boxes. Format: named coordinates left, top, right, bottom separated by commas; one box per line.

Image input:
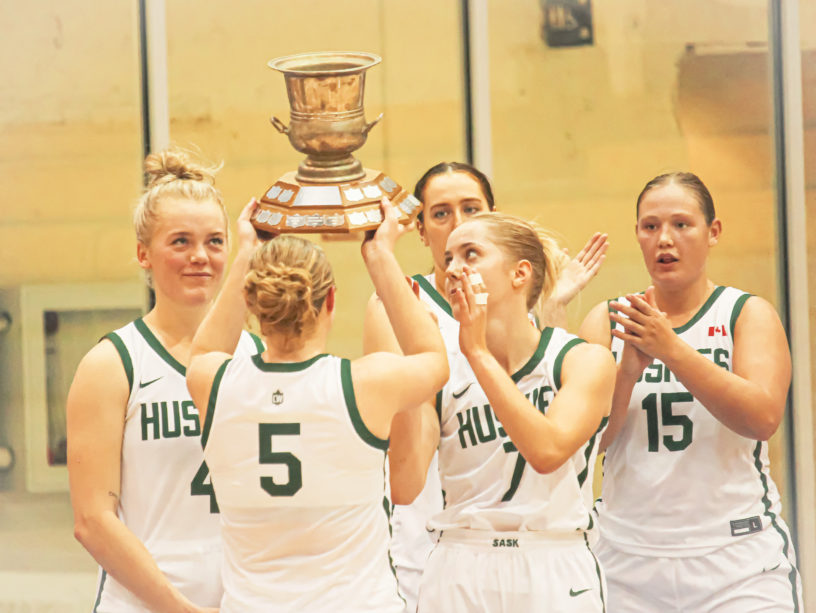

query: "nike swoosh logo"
left=569, top=588, right=591, bottom=597
left=763, top=562, right=781, bottom=573
left=139, top=376, right=163, bottom=389
left=452, top=382, right=474, bottom=399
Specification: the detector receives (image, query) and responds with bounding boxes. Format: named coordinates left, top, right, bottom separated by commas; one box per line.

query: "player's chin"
left=182, top=285, right=220, bottom=305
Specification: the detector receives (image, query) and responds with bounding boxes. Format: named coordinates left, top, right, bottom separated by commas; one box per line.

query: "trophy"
left=251, top=51, right=421, bottom=235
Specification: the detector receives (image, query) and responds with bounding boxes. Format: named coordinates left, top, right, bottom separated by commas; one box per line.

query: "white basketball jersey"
left=93, top=318, right=263, bottom=612
left=203, top=353, right=403, bottom=613
left=598, top=286, right=786, bottom=556
left=430, top=327, right=605, bottom=533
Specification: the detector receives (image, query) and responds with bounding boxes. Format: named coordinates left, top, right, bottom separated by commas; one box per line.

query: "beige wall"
left=0, top=1, right=144, bottom=286
left=0, top=0, right=812, bottom=519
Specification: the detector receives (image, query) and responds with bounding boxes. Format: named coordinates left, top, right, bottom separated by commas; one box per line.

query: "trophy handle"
left=362, top=113, right=383, bottom=136
left=270, top=116, right=289, bottom=134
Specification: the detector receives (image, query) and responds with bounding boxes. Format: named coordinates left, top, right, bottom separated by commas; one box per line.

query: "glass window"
left=485, top=0, right=791, bottom=510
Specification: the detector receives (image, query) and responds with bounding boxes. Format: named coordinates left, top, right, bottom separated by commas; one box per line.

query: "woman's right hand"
left=618, top=338, right=652, bottom=380
left=361, top=197, right=413, bottom=262
left=451, top=264, right=489, bottom=360
left=236, top=198, right=265, bottom=253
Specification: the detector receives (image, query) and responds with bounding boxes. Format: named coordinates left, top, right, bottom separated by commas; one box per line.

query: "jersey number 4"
left=259, top=423, right=303, bottom=496
left=191, top=461, right=219, bottom=513
left=641, top=392, right=694, bottom=452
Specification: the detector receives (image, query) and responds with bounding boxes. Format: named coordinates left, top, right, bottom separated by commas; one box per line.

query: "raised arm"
left=362, top=247, right=440, bottom=504
left=538, top=232, right=608, bottom=328
left=362, top=275, right=422, bottom=356
left=67, top=343, right=213, bottom=613
left=352, top=200, right=449, bottom=440
left=364, top=290, right=441, bottom=503
left=465, top=341, right=614, bottom=473
left=387, top=400, right=441, bottom=505
left=187, top=199, right=260, bottom=417
left=454, top=267, right=615, bottom=473
left=611, top=290, right=790, bottom=440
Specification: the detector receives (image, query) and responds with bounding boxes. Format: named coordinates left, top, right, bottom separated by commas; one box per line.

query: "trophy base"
left=296, top=155, right=365, bottom=184
left=252, top=169, right=422, bottom=235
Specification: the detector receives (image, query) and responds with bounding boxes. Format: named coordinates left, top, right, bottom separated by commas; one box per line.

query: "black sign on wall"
left=541, top=0, right=593, bottom=48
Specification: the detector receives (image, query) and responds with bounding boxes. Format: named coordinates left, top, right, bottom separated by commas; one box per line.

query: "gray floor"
left=0, top=492, right=97, bottom=612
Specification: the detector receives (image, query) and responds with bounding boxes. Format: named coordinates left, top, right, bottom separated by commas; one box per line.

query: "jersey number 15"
left=642, top=392, right=694, bottom=452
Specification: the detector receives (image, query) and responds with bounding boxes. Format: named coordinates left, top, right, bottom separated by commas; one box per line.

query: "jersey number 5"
left=641, top=392, right=694, bottom=452
left=259, top=423, right=303, bottom=496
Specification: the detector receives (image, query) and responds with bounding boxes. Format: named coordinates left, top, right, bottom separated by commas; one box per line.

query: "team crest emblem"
left=272, top=390, right=284, bottom=405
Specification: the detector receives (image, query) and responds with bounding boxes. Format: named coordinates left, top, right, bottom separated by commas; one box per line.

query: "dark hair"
left=636, top=172, right=716, bottom=225
left=413, top=162, right=496, bottom=222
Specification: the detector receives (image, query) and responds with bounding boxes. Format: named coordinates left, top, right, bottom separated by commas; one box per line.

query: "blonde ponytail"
left=470, top=213, right=563, bottom=318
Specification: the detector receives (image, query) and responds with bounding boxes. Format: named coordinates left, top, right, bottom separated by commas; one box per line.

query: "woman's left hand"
left=609, top=287, right=678, bottom=362
left=552, top=232, right=608, bottom=306
left=451, top=264, right=489, bottom=359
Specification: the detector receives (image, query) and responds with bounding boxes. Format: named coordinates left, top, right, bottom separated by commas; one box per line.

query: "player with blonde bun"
left=67, top=146, right=263, bottom=612
left=186, top=198, right=448, bottom=612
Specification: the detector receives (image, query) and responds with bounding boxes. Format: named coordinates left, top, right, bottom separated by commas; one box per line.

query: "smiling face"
left=418, top=171, right=493, bottom=279
left=136, top=196, right=228, bottom=307
left=636, top=182, right=721, bottom=291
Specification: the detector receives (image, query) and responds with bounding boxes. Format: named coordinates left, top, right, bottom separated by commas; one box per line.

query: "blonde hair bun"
left=143, top=146, right=220, bottom=189
left=244, top=236, right=335, bottom=349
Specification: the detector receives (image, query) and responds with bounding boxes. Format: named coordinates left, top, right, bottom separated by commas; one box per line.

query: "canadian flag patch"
left=708, top=326, right=727, bottom=337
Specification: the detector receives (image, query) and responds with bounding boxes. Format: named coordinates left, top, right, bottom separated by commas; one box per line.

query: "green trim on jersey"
left=672, top=286, right=725, bottom=333
left=512, top=327, right=554, bottom=383
left=584, top=532, right=607, bottom=612
left=412, top=273, right=453, bottom=317
left=553, top=337, right=586, bottom=390
left=103, top=332, right=134, bottom=394
left=340, top=358, right=389, bottom=451
left=134, top=318, right=186, bottom=376
left=753, top=441, right=801, bottom=612
left=92, top=569, right=107, bottom=613
left=435, top=389, right=443, bottom=421
left=201, top=359, right=230, bottom=449
left=251, top=352, right=328, bottom=372
left=248, top=332, right=265, bottom=354
left=577, top=416, right=609, bottom=488
left=729, top=292, right=752, bottom=339
left=381, top=479, right=407, bottom=608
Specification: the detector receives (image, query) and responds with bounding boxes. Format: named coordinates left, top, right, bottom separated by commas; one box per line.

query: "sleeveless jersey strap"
left=553, top=337, right=586, bottom=391
left=102, top=332, right=134, bottom=395
left=729, top=292, right=753, bottom=338
left=341, top=358, right=389, bottom=451
left=201, top=358, right=231, bottom=449
left=248, top=332, right=265, bottom=353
